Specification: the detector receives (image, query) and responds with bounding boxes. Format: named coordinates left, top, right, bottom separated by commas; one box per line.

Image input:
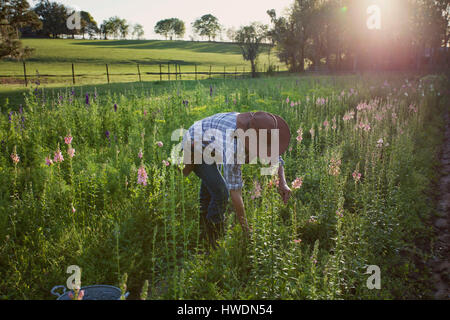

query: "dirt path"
left=430, top=110, right=450, bottom=299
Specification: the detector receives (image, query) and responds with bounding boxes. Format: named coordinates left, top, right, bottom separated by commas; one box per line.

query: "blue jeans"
left=193, top=163, right=230, bottom=225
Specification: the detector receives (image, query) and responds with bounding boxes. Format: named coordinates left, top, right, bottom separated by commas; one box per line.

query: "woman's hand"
left=182, top=164, right=195, bottom=177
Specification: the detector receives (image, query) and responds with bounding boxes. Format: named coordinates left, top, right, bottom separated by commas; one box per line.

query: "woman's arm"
left=277, top=164, right=291, bottom=204
left=230, top=189, right=251, bottom=237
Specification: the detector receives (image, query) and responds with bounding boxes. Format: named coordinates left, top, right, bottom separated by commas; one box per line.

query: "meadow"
left=0, top=39, right=280, bottom=90
left=0, top=72, right=448, bottom=300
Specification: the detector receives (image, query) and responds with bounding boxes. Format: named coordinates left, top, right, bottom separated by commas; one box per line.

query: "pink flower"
left=268, top=177, right=279, bottom=189
left=290, top=101, right=295, bottom=107
left=352, top=170, right=361, bottom=183
left=72, top=206, right=76, bottom=213
left=329, top=157, right=341, bottom=176
left=162, top=160, right=170, bottom=167
left=67, top=147, right=75, bottom=158
left=336, top=209, right=343, bottom=218
left=323, top=120, right=329, bottom=128
left=286, top=97, right=290, bottom=104
left=144, top=110, right=148, bottom=116
left=358, top=122, right=371, bottom=131
left=45, top=156, right=53, bottom=166
left=156, top=141, right=163, bottom=148
left=409, top=104, right=418, bottom=113
left=10, top=153, right=20, bottom=165
left=64, top=135, right=73, bottom=145
left=138, top=150, right=143, bottom=159
left=316, top=97, right=326, bottom=105
left=296, top=127, right=303, bottom=143
left=343, top=111, right=355, bottom=121
left=293, top=239, right=302, bottom=244
left=291, top=177, right=303, bottom=189
left=376, top=138, right=384, bottom=148
left=250, top=181, right=262, bottom=200
left=54, top=150, right=64, bottom=163
left=137, top=165, right=148, bottom=186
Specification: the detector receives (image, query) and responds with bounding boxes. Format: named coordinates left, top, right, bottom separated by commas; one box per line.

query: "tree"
left=100, top=16, right=128, bottom=40
left=192, top=14, right=221, bottom=41
left=268, top=0, right=329, bottom=72
left=154, top=18, right=185, bottom=40
left=133, top=24, right=145, bottom=40
left=0, top=0, right=41, bottom=59
left=34, top=0, right=69, bottom=38
left=234, top=22, right=268, bottom=77
left=100, top=19, right=114, bottom=40
left=80, top=11, right=98, bottom=39
left=117, top=18, right=129, bottom=39
left=154, top=19, right=171, bottom=39
left=172, top=18, right=185, bottom=39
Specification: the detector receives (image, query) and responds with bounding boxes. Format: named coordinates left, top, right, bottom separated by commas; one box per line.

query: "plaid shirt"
left=183, top=112, right=284, bottom=190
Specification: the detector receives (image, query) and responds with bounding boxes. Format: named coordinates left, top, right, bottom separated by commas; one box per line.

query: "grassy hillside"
left=0, top=39, right=283, bottom=88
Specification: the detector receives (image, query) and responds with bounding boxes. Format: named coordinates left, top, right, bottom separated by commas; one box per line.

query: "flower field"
left=0, top=73, right=447, bottom=299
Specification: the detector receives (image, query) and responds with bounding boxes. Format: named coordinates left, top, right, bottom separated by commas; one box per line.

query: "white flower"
left=377, top=138, right=384, bottom=148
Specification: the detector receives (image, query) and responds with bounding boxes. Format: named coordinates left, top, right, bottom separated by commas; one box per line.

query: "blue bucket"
left=51, top=285, right=129, bottom=300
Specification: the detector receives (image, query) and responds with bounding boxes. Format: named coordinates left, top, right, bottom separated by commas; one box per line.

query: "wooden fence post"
left=137, top=64, right=142, bottom=82
left=159, top=64, right=162, bottom=81
left=168, top=63, right=170, bottom=81
left=178, top=64, right=182, bottom=80
left=209, top=65, right=212, bottom=79
left=175, top=64, right=178, bottom=81
left=72, top=63, right=75, bottom=85
left=235, top=66, right=237, bottom=80
left=195, top=64, right=198, bottom=80
left=23, top=61, right=27, bottom=87
left=106, top=64, right=110, bottom=84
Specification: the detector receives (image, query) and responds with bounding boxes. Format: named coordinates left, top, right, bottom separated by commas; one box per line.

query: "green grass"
left=0, top=39, right=283, bottom=89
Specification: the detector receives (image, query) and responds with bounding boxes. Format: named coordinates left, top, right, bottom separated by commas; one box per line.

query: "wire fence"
left=0, top=62, right=284, bottom=87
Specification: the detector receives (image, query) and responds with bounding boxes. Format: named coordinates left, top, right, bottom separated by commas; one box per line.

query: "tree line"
left=233, top=0, right=449, bottom=76
left=1, top=0, right=449, bottom=74
left=266, top=0, right=449, bottom=72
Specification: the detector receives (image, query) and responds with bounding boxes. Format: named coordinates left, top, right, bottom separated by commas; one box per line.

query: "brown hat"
left=249, top=112, right=291, bottom=157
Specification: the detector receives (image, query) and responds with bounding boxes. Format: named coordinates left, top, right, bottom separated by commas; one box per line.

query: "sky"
left=32, top=0, right=294, bottom=40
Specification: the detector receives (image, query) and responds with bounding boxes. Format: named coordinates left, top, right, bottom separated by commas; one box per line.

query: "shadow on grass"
left=0, top=75, right=262, bottom=109
left=72, top=39, right=266, bottom=55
